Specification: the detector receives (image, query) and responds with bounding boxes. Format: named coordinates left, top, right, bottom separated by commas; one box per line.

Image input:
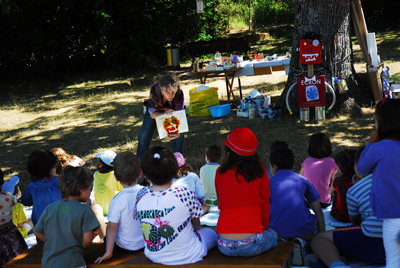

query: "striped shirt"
left=346, top=174, right=383, bottom=238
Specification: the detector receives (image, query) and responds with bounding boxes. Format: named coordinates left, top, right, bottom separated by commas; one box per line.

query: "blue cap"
left=3, top=176, right=20, bottom=194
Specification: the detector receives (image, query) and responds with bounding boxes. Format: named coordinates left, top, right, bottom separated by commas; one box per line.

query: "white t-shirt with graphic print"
left=108, top=184, right=144, bottom=251
left=134, top=186, right=204, bottom=265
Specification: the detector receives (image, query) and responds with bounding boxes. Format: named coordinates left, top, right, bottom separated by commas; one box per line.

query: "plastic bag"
left=188, top=86, right=219, bottom=117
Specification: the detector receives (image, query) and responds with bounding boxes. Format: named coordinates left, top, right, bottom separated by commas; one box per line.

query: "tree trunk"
left=279, top=0, right=374, bottom=118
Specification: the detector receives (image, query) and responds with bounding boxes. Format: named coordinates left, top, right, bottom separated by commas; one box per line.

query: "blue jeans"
left=217, top=229, right=278, bottom=257
left=136, top=109, right=184, bottom=159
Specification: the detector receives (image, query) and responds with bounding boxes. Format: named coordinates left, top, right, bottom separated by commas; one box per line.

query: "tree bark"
left=279, top=0, right=374, bottom=118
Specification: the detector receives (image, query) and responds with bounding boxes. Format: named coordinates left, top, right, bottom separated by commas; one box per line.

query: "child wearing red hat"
left=215, top=127, right=278, bottom=257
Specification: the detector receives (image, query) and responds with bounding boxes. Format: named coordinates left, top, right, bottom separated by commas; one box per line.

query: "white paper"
left=155, top=110, right=189, bottom=139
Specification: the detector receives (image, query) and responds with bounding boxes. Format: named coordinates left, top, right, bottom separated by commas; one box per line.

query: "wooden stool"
left=6, top=241, right=293, bottom=268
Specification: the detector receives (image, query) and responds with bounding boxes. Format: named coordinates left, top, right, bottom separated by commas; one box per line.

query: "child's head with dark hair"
left=27, top=150, right=59, bottom=181
left=375, top=99, right=400, bottom=141
left=141, top=146, right=179, bottom=186
left=308, top=133, right=332, bottom=159
left=269, top=147, right=294, bottom=170
left=174, top=152, right=192, bottom=178
left=334, top=149, right=356, bottom=179
left=96, top=159, right=113, bottom=173
left=269, top=140, right=289, bottom=154
left=219, top=127, right=264, bottom=182
left=59, top=166, right=93, bottom=199
left=206, top=145, right=221, bottom=163
left=354, top=145, right=368, bottom=178
left=355, top=145, right=366, bottom=164
left=0, top=168, right=3, bottom=188
left=113, top=152, right=141, bottom=186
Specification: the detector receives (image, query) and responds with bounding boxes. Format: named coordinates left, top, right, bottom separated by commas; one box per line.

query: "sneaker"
left=303, top=254, right=347, bottom=268
left=303, top=254, right=327, bottom=268
left=291, top=237, right=306, bottom=266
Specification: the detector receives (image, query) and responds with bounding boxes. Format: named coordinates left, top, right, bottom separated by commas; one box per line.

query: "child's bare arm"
left=191, top=218, right=202, bottom=231
left=329, top=174, right=339, bottom=195
left=309, top=200, right=325, bottom=233
left=82, top=230, right=94, bottom=249
left=299, top=166, right=304, bottom=176
left=94, top=222, right=118, bottom=264
left=34, top=231, right=45, bottom=243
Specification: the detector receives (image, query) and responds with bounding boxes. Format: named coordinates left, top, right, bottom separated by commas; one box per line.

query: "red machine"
left=299, top=39, right=322, bottom=65
left=297, top=75, right=326, bottom=107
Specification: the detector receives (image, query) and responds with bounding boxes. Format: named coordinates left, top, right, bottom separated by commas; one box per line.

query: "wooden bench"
left=6, top=241, right=293, bottom=268
left=187, top=37, right=251, bottom=61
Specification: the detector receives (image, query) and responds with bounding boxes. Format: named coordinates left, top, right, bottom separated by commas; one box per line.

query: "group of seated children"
left=2, top=99, right=399, bottom=268
left=0, top=144, right=222, bottom=267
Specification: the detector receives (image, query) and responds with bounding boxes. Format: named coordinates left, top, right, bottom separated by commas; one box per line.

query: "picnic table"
left=192, top=57, right=291, bottom=101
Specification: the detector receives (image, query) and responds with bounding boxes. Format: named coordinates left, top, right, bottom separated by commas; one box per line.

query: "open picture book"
left=155, top=110, right=189, bottom=139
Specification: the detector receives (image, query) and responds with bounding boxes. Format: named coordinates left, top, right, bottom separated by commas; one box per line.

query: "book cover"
left=155, top=110, right=189, bottom=139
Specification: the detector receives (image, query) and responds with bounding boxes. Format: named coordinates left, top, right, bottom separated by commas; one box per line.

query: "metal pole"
left=249, top=0, right=251, bottom=31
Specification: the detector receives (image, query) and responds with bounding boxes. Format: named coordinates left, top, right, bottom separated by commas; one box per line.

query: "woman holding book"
left=136, top=73, right=185, bottom=159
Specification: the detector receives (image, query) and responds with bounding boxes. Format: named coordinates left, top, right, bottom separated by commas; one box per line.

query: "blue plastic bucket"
left=208, top=103, right=232, bottom=118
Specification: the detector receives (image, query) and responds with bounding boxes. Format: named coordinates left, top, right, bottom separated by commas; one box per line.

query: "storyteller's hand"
left=164, top=109, right=175, bottom=116
left=167, top=133, right=180, bottom=140
left=94, top=251, right=113, bottom=264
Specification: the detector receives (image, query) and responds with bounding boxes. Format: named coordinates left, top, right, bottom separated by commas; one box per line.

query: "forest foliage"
left=0, top=0, right=398, bottom=79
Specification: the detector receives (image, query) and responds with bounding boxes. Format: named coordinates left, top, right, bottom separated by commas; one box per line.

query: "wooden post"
left=308, top=64, right=314, bottom=77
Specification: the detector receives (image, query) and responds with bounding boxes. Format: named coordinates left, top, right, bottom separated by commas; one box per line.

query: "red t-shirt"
left=215, top=165, right=270, bottom=233
left=333, top=176, right=353, bottom=222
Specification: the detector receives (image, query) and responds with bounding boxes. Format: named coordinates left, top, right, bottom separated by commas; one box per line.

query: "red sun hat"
left=222, top=127, right=257, bottom=156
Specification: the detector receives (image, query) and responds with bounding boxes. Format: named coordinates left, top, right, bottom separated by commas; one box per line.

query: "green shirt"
left=34, top=199, right=100, bottom=268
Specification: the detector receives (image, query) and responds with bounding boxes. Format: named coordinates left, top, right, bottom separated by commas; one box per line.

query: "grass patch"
left=1, top=26, right=399, bottom=193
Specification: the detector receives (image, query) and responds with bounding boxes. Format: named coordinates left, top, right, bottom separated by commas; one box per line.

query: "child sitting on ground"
left=21, top=150, right=62, bottom=226
left=173, top=152, right=210, bottom=214
left=300, top=133, right=338, bottom=208
left=0, top=168, right=28, bottom=267
left=266, top=140, right=289, bottom=178
left=199, top=145, right=221, bottom=206
left=52, top=148, right=106, bottom=241
left=134, top=146, right=217, bottom=265
left=215, top=127, right=277, bottom=257
left=172, top=152, right=205, bottom=202
left=34, top=166, right=100, bottom=268
left=309, top=145, right=385, bottom=268
left=329, top=149, right=356, bottom=223
left=269, top=147, right=325, bottom=266
left=3, top=177, right=33, bottom=238
left=51, top=147, right=85, bottom=176
left=95, top=152, right=144, bottom=264
left=93, top=150, right=123, bottom=215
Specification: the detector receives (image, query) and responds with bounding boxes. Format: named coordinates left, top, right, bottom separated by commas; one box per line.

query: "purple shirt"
left=269, top=169, right=320, bottom=237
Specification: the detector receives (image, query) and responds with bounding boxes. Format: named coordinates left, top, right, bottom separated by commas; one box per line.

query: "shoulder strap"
left=337, top=176, right=347, bottom=201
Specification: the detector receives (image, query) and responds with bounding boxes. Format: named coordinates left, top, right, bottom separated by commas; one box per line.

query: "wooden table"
left=6, top=241, right=293, bottom=268
left=193, top=67, right=243, bottom=101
